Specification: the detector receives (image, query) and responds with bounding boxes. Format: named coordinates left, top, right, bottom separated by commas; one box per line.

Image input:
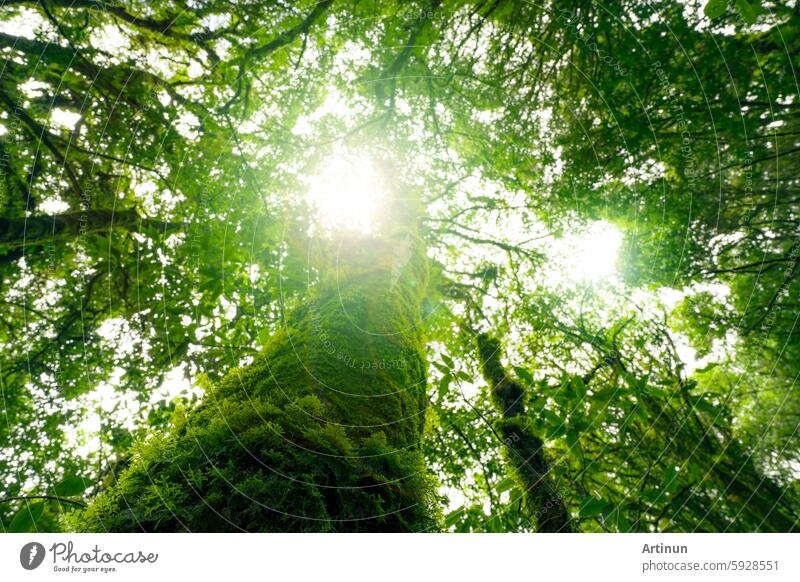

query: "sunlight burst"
left=565, top=221, right=623, bottom=282
left=306, top=150, right=385, bottom=234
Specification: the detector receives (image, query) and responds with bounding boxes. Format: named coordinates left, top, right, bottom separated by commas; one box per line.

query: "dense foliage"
left=1, top=0, right=798, bottom=532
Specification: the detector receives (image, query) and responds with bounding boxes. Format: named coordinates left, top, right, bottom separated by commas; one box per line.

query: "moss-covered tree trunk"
left=73, top=231, right=440, bottom=532
left=477, top=334, right=572, bottom=532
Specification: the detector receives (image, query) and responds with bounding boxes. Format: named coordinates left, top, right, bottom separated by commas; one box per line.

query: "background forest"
left=1, top=0, right=799, bottom=532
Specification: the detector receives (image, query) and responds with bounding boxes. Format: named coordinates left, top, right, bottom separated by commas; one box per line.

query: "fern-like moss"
left=71, top=234, right=441, bottom=532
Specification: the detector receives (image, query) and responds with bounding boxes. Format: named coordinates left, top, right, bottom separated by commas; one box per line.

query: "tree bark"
left=72, top=231, right=440, bottom=532
left=0, top=209, right=184, bottom=250
left=477, top=333, right=572, bottom=532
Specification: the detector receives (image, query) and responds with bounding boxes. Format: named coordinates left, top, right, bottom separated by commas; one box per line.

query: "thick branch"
left=222, top=0, right=335, bottom=112
left=0, top=495, right=86, bottom=508
left=0, top=209, right=183, bottom=252
left=375, top=0, right=442, bottom=107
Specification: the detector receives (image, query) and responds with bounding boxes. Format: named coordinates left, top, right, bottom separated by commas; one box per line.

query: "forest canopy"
left=0, top=0, right=799, bottom=533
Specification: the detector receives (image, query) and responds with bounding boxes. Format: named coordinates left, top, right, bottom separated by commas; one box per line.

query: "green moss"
left=477, top=334, right=571, bottom=532
left=71, top=235, right=441, bottom=532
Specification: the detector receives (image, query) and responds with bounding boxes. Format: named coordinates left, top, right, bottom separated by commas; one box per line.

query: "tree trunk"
left=476, top=334, right=572, bottom=532
left=72, top=232, right=441, bottom=532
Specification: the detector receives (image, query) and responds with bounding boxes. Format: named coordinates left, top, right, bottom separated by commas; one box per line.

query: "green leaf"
left=432, top=361, right=450, bottom=375
left=579, top=496, right=608, bottom=518
left=734, top=0, right=762, bottom=24
left=438, top=373, right=452, bottom=398
left=641, top=489, right=665, bottom=503
left=572, top=376, right=587, bottom=399
left=704, top=0, right=728, bottom=19
left=571, top=414, right=591, bottom=433
left=51, top=476, right=96, bottom=497
left=603, top=507, right=632, bottom=532
left=623, top=372, right=646, bottom=391
left=9, top=502, right=45, bottom=533
left=662, top=465, right=680, bottom=494
left=643, top=384, right=665, bottom=399
left=444, top=510, right=461, bottom=527
left=496, top=477, right=515, bottom=493
left=617, top=511, right=633, bottom=533
left=689, top=395, right=721, bottom=420
left=257, top=327, right=272, bottom=345
left=441, top=354, right=454, bottom=369
left=513, top=366, right=533, bottom=385
left=566, top=427, right=580, bottom=449
left=455, top=370, right=472, bottom=382
left=542, top=409, right=562, bottom=427
left=543, top=410, right=567, bottom=438
left=695, top=361, right=719, bottom=374
left=529, top=396, right=546, bottom=412
left=592, top=386, right=620, bottom=403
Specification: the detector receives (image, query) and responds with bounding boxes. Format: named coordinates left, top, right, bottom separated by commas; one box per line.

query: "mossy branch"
left=476, top=333, right=572, bottom=533
left=0, top=495, right=87, bottom=508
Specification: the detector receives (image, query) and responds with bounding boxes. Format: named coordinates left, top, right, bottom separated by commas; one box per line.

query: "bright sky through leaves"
left=306, top=150, right=386, bottom=234
left=568, top=221, right=623, bottom=281
left=1, top=0, right=798, bottom=536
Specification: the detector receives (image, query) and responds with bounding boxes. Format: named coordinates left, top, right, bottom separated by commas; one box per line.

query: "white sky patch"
left=655, top=281, right=731, bottom=314
left=691, top=281, right=731, bottom=301
left=331, top=40, right=372, bottom=82
left=678, top=0, right=736, bottom=34
left=656, top=286, right=687, bottom=310
left=248, top=263, right=262, bottom=283
left=145, top=47, right=184, bottom=78
left=620, top=158, right=667, bottom=186
left=65, top=364, right=204, bottom=461
left=0, top=7, right=50, bottom=39
left=219, top=295, right=238, bottom=321
left=187, top=60, right=205, bottom=79
left=96, top=316, right=153, bottom=360
left=132, top=176, right=185, bottom=216
left=30, top=277, right=66, bottom=322
left=674, top=333, right=700, bottom=374
left=66, top=368, right=134, bottom=458
left=238, top=104, right=282, bottom=136
left=632, top=282, right=736, bottom=375
left=291, top=87, right=361, bottom=137
left=37, top=197, right=70, bottom=214
left=305, top=147, right=387, bottom=234
left=671, top=331, right=733, bottom=376
left=200, top=12, right=231, bottom=31
left=149, top=363, right=203, bottom=406
left=473, top=108, right=503, bottom=125
left=19, top=80, right=50, bottom=99
left=132, top=179, right=159, bottom=214
left=50, top=108, right=81, bottom=131
left=174, top=111, right=201, bottom=141
left=91, top=24, right=129, bottom=53
left=157, top=90, right=172, bottom=107
left=455, top=378, right=480, bottom=400
left=543, top=145, right=564, bottom=184
left=440, top=484, right=467, bottom=514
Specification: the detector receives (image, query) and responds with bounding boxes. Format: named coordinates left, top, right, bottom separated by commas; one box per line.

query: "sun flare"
left=556, top=220, right=623, bottom=282
left=306, top=150, right=386, bottom=234
left=573, top=221, right=622, bottom=281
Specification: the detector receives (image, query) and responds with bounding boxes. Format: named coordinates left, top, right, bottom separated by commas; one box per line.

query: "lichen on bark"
left=71, top=231, right=441, bottom=532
